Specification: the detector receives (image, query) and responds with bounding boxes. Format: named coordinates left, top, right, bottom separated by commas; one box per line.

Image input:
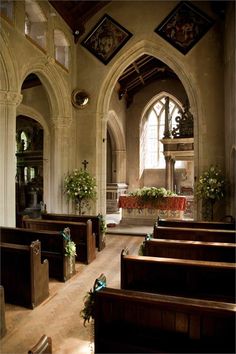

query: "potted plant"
left=64, top=168, right=97, bottom=215
left=195, top=165, right=225, bottom=221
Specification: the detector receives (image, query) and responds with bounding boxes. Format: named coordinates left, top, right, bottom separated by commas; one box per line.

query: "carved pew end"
left=28, top=335, right=52, bottom=354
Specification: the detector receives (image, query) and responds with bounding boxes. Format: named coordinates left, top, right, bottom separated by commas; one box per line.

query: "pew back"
left=42, top=213, right=104, bottom=251
left=0, top=226, right=73, bottom=281
left=23, top=217, right=96, bottom=264
left=153, top=225, right=236, bottom=243
left=0, top=240, right=49, bottom=308
left=143, top=238, right=236, bottom=262
left=121, top=252, right=236, bottom=303
left=157, top=219, right=236, bottom=230
left=95, top=288, right=236, bottom=353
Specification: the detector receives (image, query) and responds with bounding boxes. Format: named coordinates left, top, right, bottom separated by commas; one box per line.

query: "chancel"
left=0, top=1, right=235, bottom=353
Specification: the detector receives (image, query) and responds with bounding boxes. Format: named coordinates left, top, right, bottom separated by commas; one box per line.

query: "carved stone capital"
left=0, top=91, right=22, bottom=105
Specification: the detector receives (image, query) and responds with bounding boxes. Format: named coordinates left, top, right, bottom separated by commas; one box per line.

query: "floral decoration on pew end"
left=61, top=227, right=77, bottom=258
left=139, top=232, right=153, bottom=255
left=80, top=273, right=106, bottom=326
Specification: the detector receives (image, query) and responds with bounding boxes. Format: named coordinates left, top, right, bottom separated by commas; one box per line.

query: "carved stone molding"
left=0, top=91, right=22, bottom=105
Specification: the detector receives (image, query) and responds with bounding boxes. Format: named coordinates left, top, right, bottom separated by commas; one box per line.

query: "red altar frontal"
left=118, top=195, right=187, bottom=225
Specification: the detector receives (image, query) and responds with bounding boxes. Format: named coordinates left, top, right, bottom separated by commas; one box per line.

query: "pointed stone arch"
left=19, top=58, right=72, bottom=125
left=97, top=39, right=201, bottom=215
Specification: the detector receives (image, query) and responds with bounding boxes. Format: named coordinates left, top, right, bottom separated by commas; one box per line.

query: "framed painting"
left=155, top=1, right=214, bottom=55
left=81, top=14, right=133, bottom=65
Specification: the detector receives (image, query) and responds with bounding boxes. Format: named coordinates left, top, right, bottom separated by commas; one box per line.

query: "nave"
left=1, top=234, right=142, bottom=354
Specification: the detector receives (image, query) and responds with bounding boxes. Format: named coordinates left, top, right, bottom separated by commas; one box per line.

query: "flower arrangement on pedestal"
left=195, top=165, right=225, bottom=220
left=129, top=187, right=175, bottom=207
left=64, top=168, right=97, bottom=215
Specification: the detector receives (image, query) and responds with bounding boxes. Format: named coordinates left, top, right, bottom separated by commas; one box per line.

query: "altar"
left=118, top=195, right=187, bottom=225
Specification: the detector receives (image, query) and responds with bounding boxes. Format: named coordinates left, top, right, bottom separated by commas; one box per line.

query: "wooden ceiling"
left=118, top=54, right=178, bottom=107
left=48, top=1, right=110, bottom=39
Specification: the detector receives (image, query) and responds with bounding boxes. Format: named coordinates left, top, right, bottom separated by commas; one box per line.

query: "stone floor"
left=1, top=233, right=144, bottom=354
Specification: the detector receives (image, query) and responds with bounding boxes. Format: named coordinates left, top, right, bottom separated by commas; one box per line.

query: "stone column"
left=0, top=90, right=22, bottom=226
left=165, top=155, right=172, bottom=190
left=112, top=150, right=126, bottom=182
left=165, top=155, right=176, bottom=191
left=171, top=158, right=176, bottom=191
left=50, top=118, right=71, bottom=213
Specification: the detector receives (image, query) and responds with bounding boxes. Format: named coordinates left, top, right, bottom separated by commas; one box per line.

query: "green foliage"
left=61, top=227, right=77, bottom=257
left=195, top=165, right=225, bottom=201
left=64, top=240, right=77, bottom=257
left=138, top=242, right=145, bottom=256
left=98, top=213, right=107, bottom=234
left=80, top=274, right=106, bottom=326
left=138, top=233, right=153, bottom=255
left=64, top=168, right=97, bottom=214
left=64, top=168, right=97, bottom=202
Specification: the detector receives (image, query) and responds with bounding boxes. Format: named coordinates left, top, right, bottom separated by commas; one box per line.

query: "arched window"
left=140, top=94, right=182, bottom=172
left=54, top=29, right=70, bottom=69
left=24, top=0, right=47, bottom=50
left=20, top=131, right=28, bottom=151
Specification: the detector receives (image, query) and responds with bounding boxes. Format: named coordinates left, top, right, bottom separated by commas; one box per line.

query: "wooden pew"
left=157, top=218, right=236, bottom=230
left=0, top=286, right=6, bottom=338
left=153, top=224, right=236, bottom=243
left=142, top=237, right=236, bottom=262
left=121, top=250, right=236, bottom=303
left=94, top=287, right=236, bottom=354
left=22, top=216, right=96, bottom=264
left=41, top=213, right=105, bottom=251
left=0, top=226, right=75, bottom=282
left=0, top=240, right=49, bottom=309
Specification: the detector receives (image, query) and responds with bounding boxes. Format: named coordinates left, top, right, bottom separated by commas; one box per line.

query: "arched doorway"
left=16, top=115, right=44, bottom=226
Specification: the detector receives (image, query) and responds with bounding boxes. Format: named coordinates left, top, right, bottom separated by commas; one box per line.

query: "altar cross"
left=82, top=160, right=89, bottom=170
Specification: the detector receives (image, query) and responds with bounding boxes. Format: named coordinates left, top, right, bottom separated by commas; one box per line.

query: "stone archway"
left=18, top=61, right=73, bottom=214
left=97, top=39, right=201, bottom=217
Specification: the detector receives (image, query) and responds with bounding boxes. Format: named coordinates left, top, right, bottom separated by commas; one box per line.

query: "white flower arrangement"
left=195, top=165, right=225, bottom=201
left=64, top=168, right=97, bottom=214
left=129, top=187, right=175, bottom=206
left=61, top=227, right=77, bottom=258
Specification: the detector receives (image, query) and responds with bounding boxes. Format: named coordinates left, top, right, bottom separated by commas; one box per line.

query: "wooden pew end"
left=28, top=335, right=52, bottom=354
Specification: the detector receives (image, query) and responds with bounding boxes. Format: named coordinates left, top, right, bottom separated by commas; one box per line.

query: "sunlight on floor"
left=57, top=338, right=93, bottom=354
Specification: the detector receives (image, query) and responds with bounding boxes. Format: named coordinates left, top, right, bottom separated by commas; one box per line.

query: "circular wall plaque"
left=72, top=90, right=89, bottom=109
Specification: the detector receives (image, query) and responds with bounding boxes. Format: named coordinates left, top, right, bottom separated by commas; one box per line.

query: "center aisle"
left=106, top=211, right=153, bottom=236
